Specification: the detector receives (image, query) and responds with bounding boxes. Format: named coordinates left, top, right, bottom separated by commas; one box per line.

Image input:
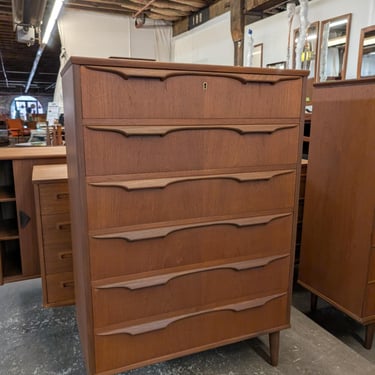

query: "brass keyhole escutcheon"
left=203, top=82, right=208, bottom=90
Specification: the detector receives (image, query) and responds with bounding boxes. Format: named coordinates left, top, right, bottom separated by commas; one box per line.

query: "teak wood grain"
left=61, top=58, right=307, bottom=375
left=298, top=78, right=375, bottom=348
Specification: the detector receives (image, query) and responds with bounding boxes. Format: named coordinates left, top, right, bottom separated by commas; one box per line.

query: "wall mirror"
left=293, top=21, right=319, bottom=79
left=317, top=13, right=352, bottom=82
left=357, top=25, right=375, bottom=78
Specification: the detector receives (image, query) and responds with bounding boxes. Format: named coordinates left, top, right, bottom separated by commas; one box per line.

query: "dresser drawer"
left=41, top=213, right=71, bottom=247
left=92, top=255, right=290, bottom=328
left=45, top=272, right=75, bottom=305
left=364, top=283, right=375, bottom=316
left=86, top=170, right=296, bottom=230
left=43, top=245, right=73, bottom=274
left=39, top=183, right=70, bottom=215
left=80, top=65, right=303, bottom=119
left=83, top=124, right=299, bottom=176
left=89, top=213, right=293, bottom=280
left=94, top=293, right=288, bottom=374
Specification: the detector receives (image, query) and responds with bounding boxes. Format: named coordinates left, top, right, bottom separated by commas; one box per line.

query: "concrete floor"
left=0, top=278, right=374, bottom=375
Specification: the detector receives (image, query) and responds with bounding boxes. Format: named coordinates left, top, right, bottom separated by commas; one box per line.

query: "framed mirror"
left=317, top=13, right=352, bottom=82
left=293, top=21, right=320, bottom=79
left=357, top=25, right=375, bottom=78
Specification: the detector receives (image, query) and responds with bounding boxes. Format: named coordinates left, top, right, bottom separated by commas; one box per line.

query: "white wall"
left=55, top=8, right=172, bottom=109
left=245, top=0, right=375, bottom=79
left=172, top=12, right=233, bottom=66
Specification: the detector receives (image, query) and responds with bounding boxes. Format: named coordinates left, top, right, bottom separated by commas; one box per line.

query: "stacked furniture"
left=0, top=147, right=66, bottom=285
left=61, top=57, right=307, bottom=375
left=33, top=164, right=74, bottom=307
left=299, top=78, right=375, bottom=349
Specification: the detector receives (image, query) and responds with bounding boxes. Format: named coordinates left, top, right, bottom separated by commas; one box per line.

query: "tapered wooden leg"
left=310, top=293, right=318, bottom=311
left=364, top=324, right=375, bottom=349
left=269, top=331, right=280, bottom=366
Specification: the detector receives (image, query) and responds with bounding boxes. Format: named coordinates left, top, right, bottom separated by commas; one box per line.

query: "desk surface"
left=0, top=146, right=66, bottom=160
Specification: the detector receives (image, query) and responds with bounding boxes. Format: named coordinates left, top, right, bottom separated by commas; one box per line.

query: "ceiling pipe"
left=133, top=0, right=157, bottom=18
left=25, top=0, right=64, bottom=93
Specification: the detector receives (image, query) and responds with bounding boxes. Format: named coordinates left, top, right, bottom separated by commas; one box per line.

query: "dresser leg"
left=269, top=331, right=280, bottom=366
left=364, top=324, right=375, bottom=349
left=310, top=293, right=318, bottom=311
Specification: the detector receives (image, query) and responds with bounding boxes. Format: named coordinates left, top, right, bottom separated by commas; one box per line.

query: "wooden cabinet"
left=61, top=57, right=307, bottom=375
left=0, top=147, right=66, bottom=285
left=32, top=164, right=74, bottom=307
left=298, top=78, right=375, bottom=349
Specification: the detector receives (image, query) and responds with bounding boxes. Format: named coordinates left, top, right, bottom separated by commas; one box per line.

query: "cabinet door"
left=13, top=158, right=65, bottom=278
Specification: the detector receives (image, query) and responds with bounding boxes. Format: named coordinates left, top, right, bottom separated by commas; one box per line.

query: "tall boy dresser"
left=61, top=57, right=307, bottom=375
left=298, top=79, right=375, bottom=349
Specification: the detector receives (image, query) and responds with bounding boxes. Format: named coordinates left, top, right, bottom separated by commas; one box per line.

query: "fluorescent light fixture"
left=42, top=0, right=64, bottom=45
left=364, top=36, right=375, bottom=46
left=327, top=36, right=346, bottom=47
left=329, top=19, right=348, bottom=28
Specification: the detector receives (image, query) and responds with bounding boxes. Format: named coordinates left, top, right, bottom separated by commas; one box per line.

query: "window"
left=10, top=96, right=43, bottom=120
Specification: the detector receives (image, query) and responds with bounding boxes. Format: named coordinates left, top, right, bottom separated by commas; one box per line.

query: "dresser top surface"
left=62, top=56, right=309, bottom=78
left=32, top=163, right=68, bottom=183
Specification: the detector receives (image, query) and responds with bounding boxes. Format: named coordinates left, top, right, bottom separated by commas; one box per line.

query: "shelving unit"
left=0, top=147, right=66, bottom=285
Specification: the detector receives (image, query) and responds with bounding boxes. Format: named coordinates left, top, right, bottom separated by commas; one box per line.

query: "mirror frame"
left=293, top=21, right=320, bottom=80
left=357, top=25, right=375, bottom=79
left=252, top=43, right=263, bottom=68
left=317, top=13, right=352, bottom=82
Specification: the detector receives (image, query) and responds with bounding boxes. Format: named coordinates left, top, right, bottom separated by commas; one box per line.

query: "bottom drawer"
left=45, top=272, right=75, bottom=306
left=94, top=293, right=288, bottom=374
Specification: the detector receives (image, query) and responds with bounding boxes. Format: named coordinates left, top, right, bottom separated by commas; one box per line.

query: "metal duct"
left=12, top=0, right=48, bottom=28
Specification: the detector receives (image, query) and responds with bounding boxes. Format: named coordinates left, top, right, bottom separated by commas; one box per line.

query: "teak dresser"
left=61, top=57, right=307, bottom=375
left=298, top=79, right=375, bottom=349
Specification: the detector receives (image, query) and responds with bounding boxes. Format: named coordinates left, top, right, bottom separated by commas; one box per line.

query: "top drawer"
left=38, top=183, right=70, bottom=215
left=79, top=65, right=304, bottom=119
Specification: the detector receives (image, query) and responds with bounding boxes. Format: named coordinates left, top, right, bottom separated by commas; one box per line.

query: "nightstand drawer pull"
left=87, top=123, right=297, bottom=137
left=93, top=213, right=291, bottom=242
left=61, top=281, right=74, bottom=288
left=58, top=251, right=73, bottom=260
left=90, top=170, right=294, bottom=191
left=56, top=221, right=71, bottom=231
left=96, top=292, right=286, bottom=336
left=56, top=193, right=69, bottom=200
left=95, top=254, right=289, bottom=290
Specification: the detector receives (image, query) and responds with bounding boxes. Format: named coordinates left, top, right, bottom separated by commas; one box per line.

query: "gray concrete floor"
left=0, top=278, right=374, bottom=375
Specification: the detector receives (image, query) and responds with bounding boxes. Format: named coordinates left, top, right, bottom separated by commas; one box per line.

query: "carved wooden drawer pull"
left=93, top=212, right=291, bottom=242
left=96, top=292, right=286, bottom=336
left=61, top=281, right=74, bottom=288
left=87, top=123, right=297, bottom=137
left=58, top=251, right=73, bottom=260
left=90, top=170, right=294, bottom=191
left=95, top=254, right=289, bottom=290
left=86, top=65, right=300, bottom=84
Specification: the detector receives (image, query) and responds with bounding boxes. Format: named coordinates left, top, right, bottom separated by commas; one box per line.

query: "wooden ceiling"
left=0, top=0, right=289, bottom=96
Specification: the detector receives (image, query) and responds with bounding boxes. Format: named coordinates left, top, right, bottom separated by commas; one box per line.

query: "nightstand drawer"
left=80, top=65, right=303, bottom=120
left=41, top=213, right=71, bottom=247
left=44, top=246, right=73, bottom=274
left=45, top=272, right=75, bottom=306
left=89, top=212, right=293, bottom=280
left=87, top=170, right=296, bottom=230
left=83, top=124, right=299, bottom=176
left=94, top=293, right=288, bottom=374
left=39, top=183, right=70, bottom=214
left=92, top=255, right=290, bottom=328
